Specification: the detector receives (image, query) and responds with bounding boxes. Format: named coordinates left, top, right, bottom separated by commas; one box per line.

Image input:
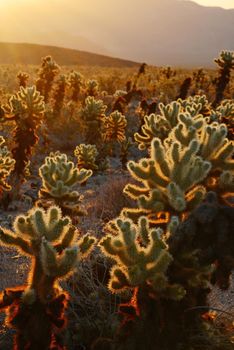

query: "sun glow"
left=193, top=0, right=234, bottom=8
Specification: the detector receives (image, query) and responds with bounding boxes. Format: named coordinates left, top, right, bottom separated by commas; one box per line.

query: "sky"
left=192, top=0, right=234, bottom=8
left=0, top=0, right=233, bottom=9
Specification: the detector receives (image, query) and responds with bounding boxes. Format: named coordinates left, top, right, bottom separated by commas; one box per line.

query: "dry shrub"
left=88, top=175, right=136, bottom=222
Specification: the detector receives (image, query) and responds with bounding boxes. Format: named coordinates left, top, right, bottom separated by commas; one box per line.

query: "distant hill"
left=0, top=42, right=139, bottom=67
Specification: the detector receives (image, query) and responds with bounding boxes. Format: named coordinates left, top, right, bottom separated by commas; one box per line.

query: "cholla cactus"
left=211, top=100, right=234, bottom=137
left=135, top=101, right=181, bottom=150
left=39, top=152, right=92, bottom=216
left=193, top=68, right=206, bottom=89
left=161, top=66, right=175, bottom=79
left=168, top=118, right=234, bottom=190
left=80, top=96, right=107, bottom=143
left=0, top=136, right=15, bottom=193
left=74, top=144, right=98, bottom=171
left=100, top=216, right=184, bottom=299
left=52, top=74, right=67, bottom=117
left=176, top=77, right=192, bottom=99
left=85, top=79, right=99, bottom=97
left=123, top=138, right=211, bottom=221
left=36, top=55, right=60, bottom=103
left=102, top=111, right=127, bottom=143
left=69, top=71, right=84, bottom=102
left=166, top=112, right=204, bottom=147
left=213, top=51, right=234, bottom=107
left=17, top=71, right=29, bottom=88
left=135, top=99, right=205, bottom=150
left=178, top=95, right=211, bottom=117
left=3, top=86, right=45, bottom=178
left=0, top=205, right=96, bottom=349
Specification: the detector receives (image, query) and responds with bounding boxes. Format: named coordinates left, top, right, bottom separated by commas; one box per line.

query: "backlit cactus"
left=52, top=74, right=67, bottom=116
left=80, top=96, right=107, bottom=143
left=0, top=136, right=15, bottom=193
left=100, top=216, right=184, bottom=299
left=3, top=86, right=45, bottom=178
left=0, top=205, right=96, bottom=349
left=17, top=71, right=29, bottom=88
left=38, top=152, right=92, bottom=216
left=102, top=110, right=127, bottom=143
left=36, top=55, right=60, bottom=103
left=213, top=50, right=234, bottom=107
left=74, top=144, right=98, bottom=171
left=68, top=71, right=84, bottom=102
left=85, top=79, right=99, bottom=97
left=123, top=138, right=211, bottom=221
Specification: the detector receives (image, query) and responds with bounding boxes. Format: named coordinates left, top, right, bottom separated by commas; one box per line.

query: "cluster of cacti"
left=0, top=206, right=96, bottom=349
left=74, top=143, right=99, bottom=171
left=38, top=151, right=92, bottom=216
left=103, top=193, right=233, bottom=350
left=0, top=136, right=15, bottom=194
left=2, top=86, right=45, bottom=179
left=0, top=50, right=233, bottom=350
left=125, top=118, right=233, bottom=223
left=36, top=55, right=60, bottom=103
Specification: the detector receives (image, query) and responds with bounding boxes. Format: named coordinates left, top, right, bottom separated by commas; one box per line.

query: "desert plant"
left=38, top=152, right=92, bottom=217
left=80, top=96, right=107, bottom=144
left=0, top=205, right=96, bottom=350
left=74, top=143, right=99, bottom=171
left=176, top=77, right=192, bottom=99
left=101, top=194, right=234, bottom=350
left=68, top=71, right=84, bottom=102
left=0, top=136, right=15, bottom=195
left=52, top=74, right=67, bottom=117
left=85, top=79, right=99, bottom=97
left=36, top=55, right=60, bottom=103
left=16, top=71, right=29, bottom=88
left=100, top=216, right=184, bottom=297
left=161, top=66, right=175, bottom=79
left=213, top=51, right=234, bottom=107
left=3, top=86, right=45, bottom=179
left=102, top=110, right=127, bottom=144
left=123, top=137, right=211, bottom=222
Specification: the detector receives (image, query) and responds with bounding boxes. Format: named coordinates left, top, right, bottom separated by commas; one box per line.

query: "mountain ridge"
left=0, top=42, right=139, bottom=67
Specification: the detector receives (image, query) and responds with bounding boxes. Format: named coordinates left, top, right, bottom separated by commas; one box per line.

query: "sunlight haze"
left=0, top=0, right=233, bottom=66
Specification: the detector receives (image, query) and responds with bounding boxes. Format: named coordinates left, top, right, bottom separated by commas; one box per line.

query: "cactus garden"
left=0, top=49, right=233, bottom=350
